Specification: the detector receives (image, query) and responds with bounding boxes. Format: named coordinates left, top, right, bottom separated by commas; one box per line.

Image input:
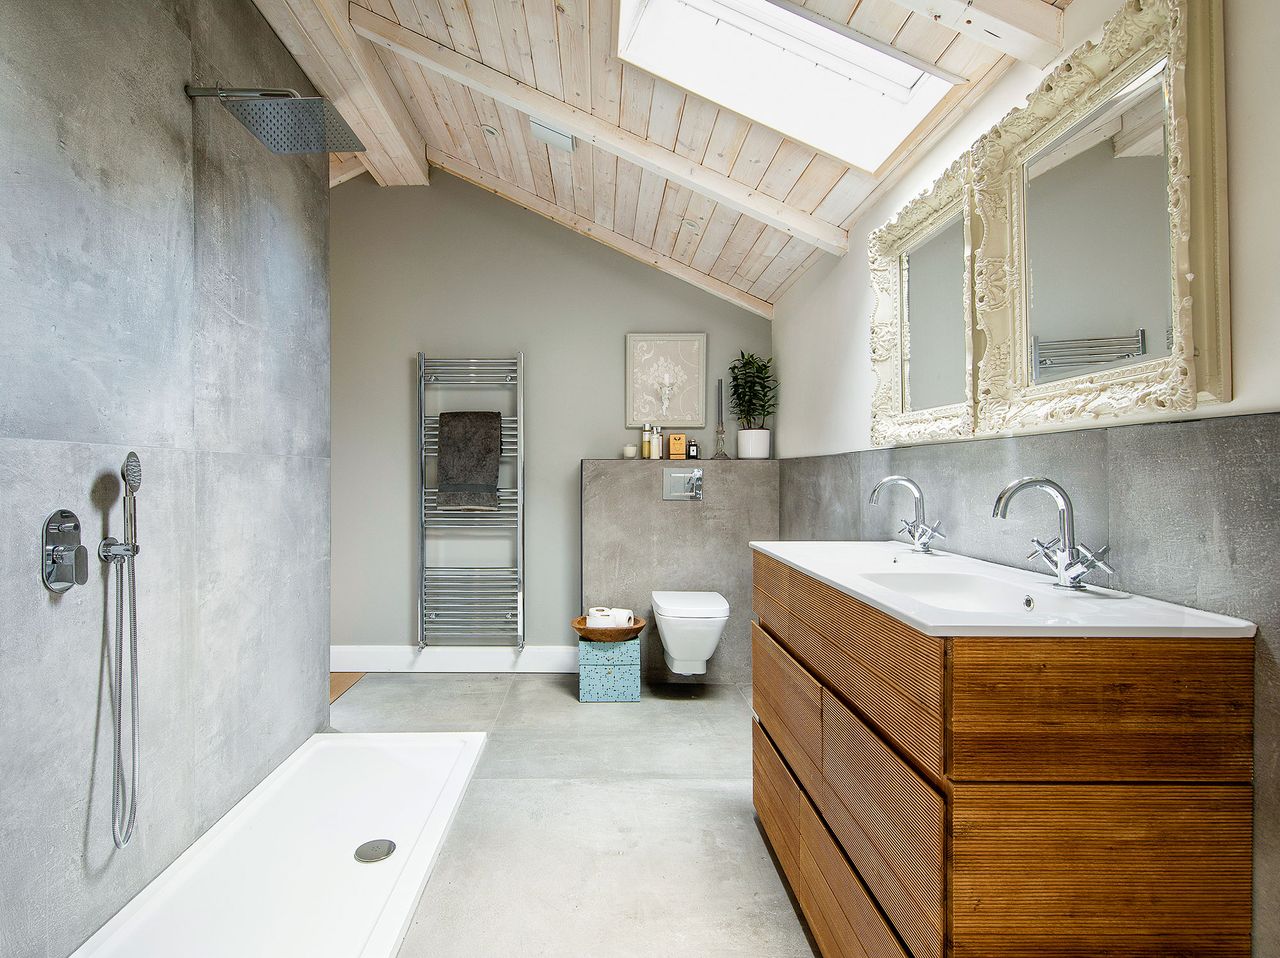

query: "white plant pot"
left=736, top=429, right=771, bottom=460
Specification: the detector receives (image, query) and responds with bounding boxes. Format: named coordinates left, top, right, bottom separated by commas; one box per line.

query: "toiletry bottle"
left=688, top=437, right=700, bottom=460
left=650, top=427, right=662, bottom=459
left=641, top=423, right=651, bottom=459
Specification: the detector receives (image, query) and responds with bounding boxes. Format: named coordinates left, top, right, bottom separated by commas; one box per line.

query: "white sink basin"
left=750, top=540, right=1255, bottom=638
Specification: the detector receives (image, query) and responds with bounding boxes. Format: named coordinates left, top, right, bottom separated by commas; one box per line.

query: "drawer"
left=949, top=636, right=1254, bottom=782
left=753, top=586, right=824, bottom=675
left=578, top=664, right=640, bottom=702
left=578, top=637, right=641, bottom=666
left=752, top=721, right=800, bottom=880
left=950, top=783, right=1252, bottom=957
left=752, top=623, right=822, bottom=793
left=798, top=794, right=908, bottom=958
left=820, top=690, right=944, bottom=958
left=753, top=551, right=792, bottom=604
left=753, top=585, right=943, bottom=780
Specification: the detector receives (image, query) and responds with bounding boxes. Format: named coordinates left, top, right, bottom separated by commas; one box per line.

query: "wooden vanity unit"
left=751, top=550, right=1254, bottom=958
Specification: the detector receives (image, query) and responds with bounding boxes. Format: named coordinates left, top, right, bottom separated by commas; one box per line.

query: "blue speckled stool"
left=579, top=637, right=641, bottom=702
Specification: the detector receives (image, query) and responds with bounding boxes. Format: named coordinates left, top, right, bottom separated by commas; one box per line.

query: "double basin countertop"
left=750, top=540, right=1256, bottom=639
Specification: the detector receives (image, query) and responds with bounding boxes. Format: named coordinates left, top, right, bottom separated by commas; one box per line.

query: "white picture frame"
left=625, top=333, right=707, bottom=428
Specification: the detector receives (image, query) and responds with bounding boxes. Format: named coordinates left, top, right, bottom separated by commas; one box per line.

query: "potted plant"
left=728, top=351, right=778, bottom=459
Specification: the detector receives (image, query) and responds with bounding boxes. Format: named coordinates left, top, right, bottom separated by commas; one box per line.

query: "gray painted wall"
left=0, top=2, right=330, bottom=955
left=330, top=173, right=771, bottom=650
left=581, top=460, right=779, bottom=685
left=777, top=412, right=1280, bottom=954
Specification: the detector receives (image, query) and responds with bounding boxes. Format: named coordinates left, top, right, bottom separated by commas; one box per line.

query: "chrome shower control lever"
left=42, top=510, right=89, bottom=593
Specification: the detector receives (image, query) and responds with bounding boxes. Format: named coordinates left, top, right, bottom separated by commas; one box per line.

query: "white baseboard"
left=330, top=643, right=578, bottom=673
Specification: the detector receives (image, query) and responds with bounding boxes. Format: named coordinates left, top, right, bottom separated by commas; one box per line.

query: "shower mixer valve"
left=42, top=510, right=89, bottom=593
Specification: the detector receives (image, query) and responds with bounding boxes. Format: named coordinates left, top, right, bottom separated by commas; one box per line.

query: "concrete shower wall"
left=0, top=1, right=330, bottom=955
left=777, top=412, right=1280, bottom=955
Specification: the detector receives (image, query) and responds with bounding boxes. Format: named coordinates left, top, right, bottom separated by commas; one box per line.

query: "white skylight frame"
left=617, top=0, right=959, bottom=172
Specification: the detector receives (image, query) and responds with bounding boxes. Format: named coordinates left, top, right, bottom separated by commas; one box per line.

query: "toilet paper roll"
left=610, top=608, right=634, bottom=626
left=586, top=607, right=614, bottom=628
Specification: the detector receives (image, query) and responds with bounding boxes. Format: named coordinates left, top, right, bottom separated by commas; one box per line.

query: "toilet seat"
left=651, top=591, right=729, bottom=619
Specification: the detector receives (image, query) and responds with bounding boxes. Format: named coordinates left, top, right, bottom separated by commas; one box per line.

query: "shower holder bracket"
left=42, top=509, right=89, bottom=593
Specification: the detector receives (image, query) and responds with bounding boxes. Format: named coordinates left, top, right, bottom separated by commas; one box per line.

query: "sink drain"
left=354, top=839, right=396, bottom=863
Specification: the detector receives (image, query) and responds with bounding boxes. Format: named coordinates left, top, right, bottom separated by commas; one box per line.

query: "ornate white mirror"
left=869, top=158, right=976, bottom=446
left=973, top=0, right=1228, bottom=434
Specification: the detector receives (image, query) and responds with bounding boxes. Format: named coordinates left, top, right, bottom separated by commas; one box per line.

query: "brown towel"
left=437, top=411, right=502, bottom=512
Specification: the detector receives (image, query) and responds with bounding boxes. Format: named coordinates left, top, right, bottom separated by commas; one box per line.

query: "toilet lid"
left=651, top=591, right=730, bottom=618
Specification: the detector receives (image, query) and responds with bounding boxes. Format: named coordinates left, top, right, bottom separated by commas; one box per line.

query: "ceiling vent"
left=529, top=118, right=576, bottom=153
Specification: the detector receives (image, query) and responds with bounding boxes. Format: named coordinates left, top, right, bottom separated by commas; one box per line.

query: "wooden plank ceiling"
left=260, top=0, right=1072, bottom=318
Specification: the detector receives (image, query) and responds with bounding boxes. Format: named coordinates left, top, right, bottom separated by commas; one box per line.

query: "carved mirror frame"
left=868, top=156, right=976, bottom=447
left=971, top=0, right=1230, bottom=435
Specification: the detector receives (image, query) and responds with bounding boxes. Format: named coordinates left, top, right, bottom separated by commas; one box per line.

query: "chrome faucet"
left=869, top=475, right=944, bottom=553
left=992, top=476, right=1114, bottom=589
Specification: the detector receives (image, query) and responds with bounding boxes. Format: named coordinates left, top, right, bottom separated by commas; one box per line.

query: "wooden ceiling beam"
left=886, top=0, right=1063, bottom=66
left=252, top=0, right=431, bottom=185
left=350, top=4, right=850, bottom=255
left=330, top=152, right=369, bottom=187
left=423, top=147, right=774, bottom=318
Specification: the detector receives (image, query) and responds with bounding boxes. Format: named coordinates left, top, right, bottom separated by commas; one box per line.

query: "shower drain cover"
left=354, top=839, right=396, bottom=863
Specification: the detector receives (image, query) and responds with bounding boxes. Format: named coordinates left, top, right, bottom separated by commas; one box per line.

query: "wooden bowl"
left=572, top=615, right=647, bottom=642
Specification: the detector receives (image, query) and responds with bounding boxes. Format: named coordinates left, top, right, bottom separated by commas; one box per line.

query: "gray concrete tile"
left=581, top=460, right=779, bottom=686
left=188, top=451, right=330, bottom=833
left=329, top=673, right=515, bottom=733
left=0, top=0, right=196, bottom=450
left=475, top=721, right=752, bottom=782
left=494, top=673, right=750, bottom=733
left=397, top=778, right=815, bottom=958
left=0, top=440, right=198, bottom=958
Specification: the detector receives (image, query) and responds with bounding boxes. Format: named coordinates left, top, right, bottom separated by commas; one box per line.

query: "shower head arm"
left=184, top=86, right=301, bottom=101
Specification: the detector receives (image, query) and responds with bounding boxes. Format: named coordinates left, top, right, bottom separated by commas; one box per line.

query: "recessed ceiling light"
left=682, top=219, right=701, bottom=232
left=480, top=124, right=499, bottom=137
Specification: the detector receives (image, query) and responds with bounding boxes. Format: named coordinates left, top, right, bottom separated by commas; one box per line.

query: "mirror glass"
left=901, top=211, right=966, bottom=410
left=1023, top=58, right=1171, bottom=384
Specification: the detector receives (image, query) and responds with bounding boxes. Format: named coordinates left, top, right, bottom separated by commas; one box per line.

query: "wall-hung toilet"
left=651, top=591, right=730, bottom=675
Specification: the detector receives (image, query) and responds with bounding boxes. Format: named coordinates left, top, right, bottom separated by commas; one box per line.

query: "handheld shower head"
left=122, top=452, right=142, bottom=495
left=121, top=453, right=141, bottom=549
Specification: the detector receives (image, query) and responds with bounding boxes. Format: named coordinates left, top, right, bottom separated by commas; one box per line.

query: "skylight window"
left=617, top=0, right=957, bottom=173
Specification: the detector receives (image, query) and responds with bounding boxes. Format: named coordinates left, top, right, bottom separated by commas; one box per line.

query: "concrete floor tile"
left=398, top=778, right=815, bottom=958
left=329, top=673, right=514, bottom=732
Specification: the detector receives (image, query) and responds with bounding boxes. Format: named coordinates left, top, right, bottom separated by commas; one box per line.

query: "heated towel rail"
left=418, top=354, right=525, bottom=649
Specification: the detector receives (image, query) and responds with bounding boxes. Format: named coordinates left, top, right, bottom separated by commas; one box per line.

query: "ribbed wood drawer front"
left=821, top=690, right=944, bottom=958
left=950, top=784, right=1253, bottom=957
left=950, top=637, right=1255, bottom=782
left=810, top=628, right=943, bottom=780
left=752, top=623, right=822, bottom=793
left=753, top=551, right=792, bottom=605
left=786, top=568, right=944, bottom=716
left=798, top=795, right=908, bottom=958
left=753, top=586, right=824, bottom=675
left=752, top=721, right=800, bottom=881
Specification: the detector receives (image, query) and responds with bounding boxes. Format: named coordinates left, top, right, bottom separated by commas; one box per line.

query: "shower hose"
left=110, top=553, right=139, bottom=849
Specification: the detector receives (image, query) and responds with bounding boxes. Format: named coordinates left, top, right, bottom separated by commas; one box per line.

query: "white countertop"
left=750, top=540, right=1256, bottom=638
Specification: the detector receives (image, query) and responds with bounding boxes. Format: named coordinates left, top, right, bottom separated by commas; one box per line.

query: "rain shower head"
left=122, top=452, right=142, bottom=495
left=185, top=86, right=365, bottom=155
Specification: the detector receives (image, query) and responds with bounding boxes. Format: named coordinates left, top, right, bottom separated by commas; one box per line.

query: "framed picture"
left=625, top=333, right=706, bottom=428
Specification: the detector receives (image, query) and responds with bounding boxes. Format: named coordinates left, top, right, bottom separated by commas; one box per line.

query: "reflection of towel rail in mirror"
left=418, top=353, right=525, bottom=650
